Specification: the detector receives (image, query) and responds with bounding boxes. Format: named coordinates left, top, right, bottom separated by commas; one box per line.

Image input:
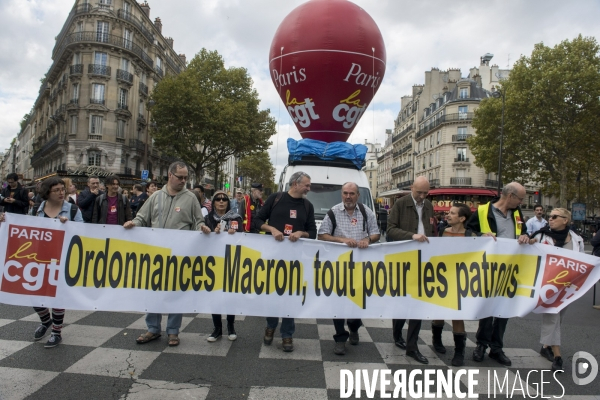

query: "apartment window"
left=457, top=148, right=467, bottom=161
left=121, top=58, right=129, bottom=71
left=72, top=52, right=81, bottom=65
left=123, top=1, right=131, bottom=14
left=459, top=88, right=468, bottom=99
left=116, top=119, right=125, bottom=139
left=436, top=150, right=439, bottom=165
left=72, top=83, right=79, bottom=102
left=88, top=151, right=102, bottom=166
left=437, top=131, right=441, bottom=144
left=94, top=51, right=108, bottom=66
left=118, top=88, right=128, bottom=108
left=156, top=57, right=163, bottom=70
left=459, top=105, right=468, bottom=119
left=70, top=115, right=78, bottom=135
left=430, top=136, right=433, bottom=148
left=91, top=83, right=105, bottom=103
left=417, top=141, right=421, bottom=152
left=96, top=21, right=109, bottom=43
left=99, top=0, right=112, bottom=9
left=90, top=115, right=103, bottom=135
left=429, top=154, right=432, bottom=167
left=457, top=126, right=467, bottom=136
left=123, top=29, right=132, bottom=50
left=370, top=172, right=372, bottom=178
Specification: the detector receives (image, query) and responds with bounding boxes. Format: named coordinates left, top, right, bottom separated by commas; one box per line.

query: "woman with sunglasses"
left=435, top=203, right=476, bottom=366
left=529, top=208, right=584, bottom=372
left=35, top=177, right=83, bottom=347
left=203, top=190, right=244, bottom=342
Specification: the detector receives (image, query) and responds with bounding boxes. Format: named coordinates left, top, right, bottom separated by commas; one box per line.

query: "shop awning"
left=433, top=204, right=478, bottom=212
left=428, top=188, right=498, bottom=197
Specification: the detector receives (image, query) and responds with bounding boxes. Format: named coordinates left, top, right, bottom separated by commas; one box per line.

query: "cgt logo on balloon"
left=269, top=0, right=386, bottom=143
left=0, top=225, right=65, bottom=297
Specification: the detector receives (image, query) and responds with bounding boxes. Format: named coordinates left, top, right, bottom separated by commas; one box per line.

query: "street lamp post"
left=143, top=99, right=155, bottom=173
left=491, top=88, right=505, bottom=197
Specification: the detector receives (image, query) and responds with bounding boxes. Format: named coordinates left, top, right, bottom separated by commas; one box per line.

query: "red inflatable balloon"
left=269, top=0, right=386, bottom=143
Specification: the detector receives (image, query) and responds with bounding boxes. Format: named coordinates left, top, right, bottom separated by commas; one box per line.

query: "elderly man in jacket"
left=386, top=176, right=437, bottom=364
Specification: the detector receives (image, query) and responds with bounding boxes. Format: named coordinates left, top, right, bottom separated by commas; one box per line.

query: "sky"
left=0, top=0, right=599, bottom=179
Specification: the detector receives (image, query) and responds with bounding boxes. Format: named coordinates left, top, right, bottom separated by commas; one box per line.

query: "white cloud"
left=1, top=0, right=598, bottom=171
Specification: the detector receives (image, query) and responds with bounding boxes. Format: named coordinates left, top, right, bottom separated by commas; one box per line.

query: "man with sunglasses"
left=467, top=182, right=530, bottom=366
left=124, top=161, right=210, bottom=348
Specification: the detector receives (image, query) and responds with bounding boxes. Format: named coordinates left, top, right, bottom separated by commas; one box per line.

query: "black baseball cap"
left=251, top=183, right=263, bottom=190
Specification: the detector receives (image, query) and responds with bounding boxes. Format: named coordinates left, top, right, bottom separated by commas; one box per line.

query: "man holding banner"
left=467, top=182, right=530, bottom=366
left=124, top=161, right=210, bottom=347
left=318, top=182, right=380, bottom=355
left=386, top=176, right=436, bottom=365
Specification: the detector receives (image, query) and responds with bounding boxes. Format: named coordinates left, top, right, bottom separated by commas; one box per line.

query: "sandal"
left=168, top=334, right=180, bottom=347
left=136, top=332, right=161, bottom=344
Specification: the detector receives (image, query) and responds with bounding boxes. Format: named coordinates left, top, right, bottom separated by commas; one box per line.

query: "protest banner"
left=0, top=214, right=598, bottom=318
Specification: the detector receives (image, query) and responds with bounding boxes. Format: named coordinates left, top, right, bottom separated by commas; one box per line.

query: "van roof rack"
left=288, top=155, right=364, bottom=170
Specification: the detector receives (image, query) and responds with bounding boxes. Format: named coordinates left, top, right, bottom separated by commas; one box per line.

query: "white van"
left=277, top=157, right=374, bottom=230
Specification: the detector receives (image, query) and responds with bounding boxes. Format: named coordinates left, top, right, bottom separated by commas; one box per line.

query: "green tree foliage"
left=237, top=151, right=276, bottom=192
left=470, top=35, right=600, bottom=207
left=149, top=49, right=276, bottom=180
left=20, top=113, right=31, bottom=132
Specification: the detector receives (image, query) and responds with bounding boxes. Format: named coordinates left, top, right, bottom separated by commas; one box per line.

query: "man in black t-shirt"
left=1, top=173, right=29, bottom=214
left=253, top=171, right=317, bottom=352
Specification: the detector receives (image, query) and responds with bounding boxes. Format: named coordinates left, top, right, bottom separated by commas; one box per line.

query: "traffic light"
left=534, top=191, right=542, bottom=204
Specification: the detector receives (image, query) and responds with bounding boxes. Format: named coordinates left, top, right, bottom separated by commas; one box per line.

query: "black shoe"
left=432, top=325, right=446, bottom=354
left=207, top=327, right=222, bottom=342
left=394, top=337, right=407, bottom=349
left=473, top=344, right=486, bottom=362
left=540, top=346, right=554, bottom=362
left=44, top=334, right=62, bottom=348
left=334, top=341, right=346, bottom=355
left=552, top=356, right=563, bottom=372
left=489, top=351, right=512, bottom=366
left=406, top=350, right=429, bottom=364
left=452, top=333, right=466, bottom=367
left=34, top=323, right=51, bottom=341
left=349, top=331, right=359, bottom=345
left=227, top=323, right=237, bottom=341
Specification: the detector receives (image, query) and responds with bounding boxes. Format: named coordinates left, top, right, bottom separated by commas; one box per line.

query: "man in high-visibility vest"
left=467, top=182, right=531, bottom=366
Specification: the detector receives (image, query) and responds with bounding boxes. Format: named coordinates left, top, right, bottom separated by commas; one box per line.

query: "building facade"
left=23, top=0, right=185, bottom=188
left=376, top=129, right=393, bottom=207
left=361, top=140, right=381, bottom=205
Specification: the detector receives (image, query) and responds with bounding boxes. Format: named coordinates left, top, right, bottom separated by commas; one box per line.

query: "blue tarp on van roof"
left=287, top=138, right=367, bottom=169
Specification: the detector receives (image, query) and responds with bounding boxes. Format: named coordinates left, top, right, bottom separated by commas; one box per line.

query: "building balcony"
left=117, top=102, right=128, bottom=111
left=117, top=9, right=155, bottom=43
left=155, top=65, right=164, bottom=77
left=453, top=157, right=470, bottom=163
left=88, top=63, right=111, bottom=77
left=392, top=123, right=414, bottom=143
left=391, top=161, right=412, bottom=175
left=485, top=179, right=499, bottom=188
left=116, top=69, right=134, bottom=85
left=90, top=98, right=105, bottom=105
left=450, top=177, right=472, bottom=186
left=397, top=180, right=411, bottom=190
left=430, top=179, right=440, bottom=187
left=452, top=134, right=473, bottom=142
left=130, top=139, right=145, bottom=151
left=124, top=167, right=132, bottom=175
left=30, top=134, right=60, bottom=164
left=88, top=134, right=102, bottom=140
left=69, top=64, right=83, bottom=77
left=417, top=112, right=475, bottom=138
left=139, top=82, right=148, bottom=97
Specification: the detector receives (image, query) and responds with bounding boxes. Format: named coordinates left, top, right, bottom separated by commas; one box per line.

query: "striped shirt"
left=318, top=202, right=379, bottom=240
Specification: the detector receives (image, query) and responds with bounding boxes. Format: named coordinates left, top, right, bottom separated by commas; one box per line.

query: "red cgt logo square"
left=1, top=225, right=65, bottom=297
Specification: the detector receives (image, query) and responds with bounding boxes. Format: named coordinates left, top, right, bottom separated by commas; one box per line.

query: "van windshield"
left=286, top=183, right=373, bottom=219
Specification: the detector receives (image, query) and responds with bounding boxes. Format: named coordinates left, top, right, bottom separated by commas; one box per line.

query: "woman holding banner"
left=35, top=177, right=83, bottom=347
left=203, top=190, right=243, bottom=342
left=435, top=203, right=475, bottom=366
left=529, top=208, right=584, bottom=372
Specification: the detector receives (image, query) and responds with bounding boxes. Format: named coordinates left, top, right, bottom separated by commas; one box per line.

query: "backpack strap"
left=357, top=202, right=368, bottom=234
left=327, top=209, right=337, bottom=236
left=70, top=203, right=78, bottom=221
left=270, top=192, right=284, bottom=213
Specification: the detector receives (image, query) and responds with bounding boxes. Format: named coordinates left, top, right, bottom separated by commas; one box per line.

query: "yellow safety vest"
left=477, top=202, right=522, bottom=236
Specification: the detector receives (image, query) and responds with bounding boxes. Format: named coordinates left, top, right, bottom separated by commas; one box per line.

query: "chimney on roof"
left=154, top=17, right=162, bottom=34
left=139, top=2, right=150, bottom=18
left=165, top=37, right=173, bottom=48
left=178, top=54, right=187, bottom=65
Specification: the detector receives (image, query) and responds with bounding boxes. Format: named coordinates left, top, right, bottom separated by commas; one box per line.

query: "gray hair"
left=501, top=182, right=520, bottom=197
left=169, top=161, right=187, bottom=174
left=342, top=182, right=359, bottom=193
left=289, top=171, right=310, bottom=186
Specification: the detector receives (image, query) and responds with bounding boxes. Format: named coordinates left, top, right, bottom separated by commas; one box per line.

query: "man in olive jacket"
left=386, top=176, right=437, bottom=364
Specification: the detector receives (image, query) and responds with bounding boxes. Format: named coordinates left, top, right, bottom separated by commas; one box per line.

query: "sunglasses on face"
left=549, top=215, right=567, bottom=220
left=214, top=196, right=228, bottom=202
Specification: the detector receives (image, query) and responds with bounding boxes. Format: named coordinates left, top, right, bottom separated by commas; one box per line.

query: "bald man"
left=467, top=182, right=530, bottom=367
left=386, top=176, right=437, bottom=364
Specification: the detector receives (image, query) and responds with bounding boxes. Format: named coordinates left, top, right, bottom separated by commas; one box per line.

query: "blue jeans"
left=145, top=313, right=182, bottom=335
left=266, top=317, right=295, bottom=338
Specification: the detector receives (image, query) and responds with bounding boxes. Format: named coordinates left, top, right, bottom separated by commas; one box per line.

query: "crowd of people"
left=0, top=168, right=593, bottom=372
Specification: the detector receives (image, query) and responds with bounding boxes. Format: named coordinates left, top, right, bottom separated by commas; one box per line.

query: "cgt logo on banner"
left=535, top=253, right=593, bottom=310
left=1, top=224, right=65, bottom=297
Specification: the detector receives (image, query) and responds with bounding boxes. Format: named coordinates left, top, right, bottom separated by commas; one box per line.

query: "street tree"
left=149, top=48, right=276, bottom=182
left=470, top=35, right=600, bottom=207
left=237, top=151, right=276, bottom=192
